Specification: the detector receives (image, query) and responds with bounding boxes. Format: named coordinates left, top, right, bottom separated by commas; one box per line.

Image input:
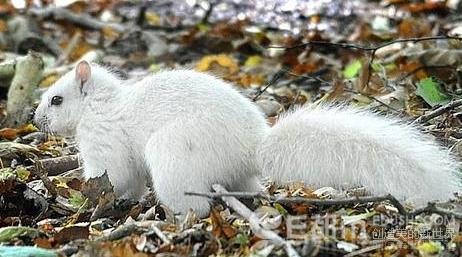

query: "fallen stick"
left=31, top=156, right=58, bottom=198
left=0, top=59, right=16, bottom=80
left=4, top=51, right=44, bottom=127
left=212, top=184, right=300, bottom=257
left=413, top=99, right=462, bottom=124
left=188, top=190, right=462, bottom=221
left=186, top=191, right=407, bottom=216
left=27, top=155, right=80, bottom=176
left=95, top=223, right=141, bottom=242
left=28, top=7, right=126, bottom=33
left=409, top=202, right=462, bottom=219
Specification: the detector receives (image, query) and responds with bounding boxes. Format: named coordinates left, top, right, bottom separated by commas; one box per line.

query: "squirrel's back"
left=257, top=105, right=461, bottom=205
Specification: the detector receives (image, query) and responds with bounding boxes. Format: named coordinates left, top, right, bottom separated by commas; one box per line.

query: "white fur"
left=35, top=65, right=266, bottom=217
left=256, top=105, right=461, bottom=205
left=34, top=64, right=461, bottom=216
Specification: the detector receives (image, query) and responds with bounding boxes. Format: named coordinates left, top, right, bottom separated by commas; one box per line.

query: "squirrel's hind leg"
left=143, top=120, right=215, bottom=218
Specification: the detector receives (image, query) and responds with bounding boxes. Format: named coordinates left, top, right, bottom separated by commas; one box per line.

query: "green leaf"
left=0, top=226, right=41, bottom=242
left=416, top=77, right=451, bottom=107
left=15, top=167, right=30, bottom=182
left=417, top=241, right=442, bottom=255
left=343, top=60, right=362, bottom=79
left=273, top=203, right=289, bottom=215
left=0, top=168, right=15, bottom=181
left=232, top=233, right=249, bottom=246
left=0, top=246, right=57, bottom=257
left=197, top=23, right=210, bottom=33
left=68, top=190, right=87, bottom=210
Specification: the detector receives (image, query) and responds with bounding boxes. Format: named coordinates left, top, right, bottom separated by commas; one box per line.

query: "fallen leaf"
left=210, top=208, right=237, bottom=239
left=53, top=225, right=89, bottom=244
left=416, top=77, right=451, bottom=107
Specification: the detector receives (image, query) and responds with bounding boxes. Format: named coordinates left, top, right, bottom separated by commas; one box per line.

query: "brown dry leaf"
left=0, top=124, right=37, bottom=140
left=0, top=174, right=15, bottom=193
left=210, top=208, right=237, bottom=239
left=239, top=73, right=264, bottom=87
left=0, top=2, right=14, bottom=15
left=324, top=80, right=345, bottom=101
left=291, top=203, right=311, bottom=215
left=59, top=34, right=93, bottom=62
left=68, top=1, right=88, bottom=13
left=100, top=240, right=150, bottom=257
left=196, top=54, right=239, bottom=76
left=53, top=225, right=89, bottom=244
left=33, top=237, right=53, bottom=249
left=404, top=1, right=448, bottom=13
left=102, top=26, right=120, bottom=43
left=355, top=60, right=386, bottom=95
left=0, top=128, right=17, bottom=140
left=81, top=171, right=114, bottom=204
left=209, top=21, right=245, bottom=40
left=399, top=61, right=427, bottom=80
left=398, top=18, right=431, bottom=38
left=292, top=62, right=318, bottom=75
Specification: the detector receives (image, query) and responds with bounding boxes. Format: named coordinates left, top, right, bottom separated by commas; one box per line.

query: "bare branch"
left=413, top=99, right=462, bottom=124
left=211, top=184, right=301, bottom=257
left=268, top=35, right=462, bottom=88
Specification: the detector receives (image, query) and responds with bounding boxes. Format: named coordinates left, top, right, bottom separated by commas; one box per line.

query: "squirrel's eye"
left=51, top=96, right=63, bottom=106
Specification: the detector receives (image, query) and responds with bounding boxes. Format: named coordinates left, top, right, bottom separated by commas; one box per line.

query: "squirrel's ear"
left=75, top=61, right=91, bottom=93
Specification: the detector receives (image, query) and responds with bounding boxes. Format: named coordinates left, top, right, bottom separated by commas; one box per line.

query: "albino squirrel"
left=34, top=61, right=461, bottom=217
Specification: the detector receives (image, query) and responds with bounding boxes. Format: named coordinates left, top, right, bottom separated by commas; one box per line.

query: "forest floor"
left=1, top=0, right=462, bottom=256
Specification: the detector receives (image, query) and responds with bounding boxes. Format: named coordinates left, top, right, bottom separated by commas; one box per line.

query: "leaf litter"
left=0, top=0, right=462, bottom=256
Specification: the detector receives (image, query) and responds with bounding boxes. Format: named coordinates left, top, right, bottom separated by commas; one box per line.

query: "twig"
left=253, top=69, right=286, bottom=101
left=281, top=194, right=409, bottom=214
left=95, top=223, right=143, bottom=242
left=186, top=192, right=407, bottom=216
left=200, top=1, right=216, bottom=24
left=28, top=7, right=127, bottom=33
left=395, top=65, right=455, bottom=83
left=185, top=191, right=269, bottom=199
left=342, top=88, right=400, bottom=112
left=268, top=35, right=462, bottom=88
left=409, top=202, right=462, bottom=219
left=26, top=155, right=81, bottom=176
left=413, top=99, right=462, bottom=124
left=30, top=155, right=58, bottom=199
left=282, top=69, right=399, bottom=112
left=344, top=243, right=383, bottom=257
left=190, top=189, right=462, bottom=223
left=150, top=223, right=171, bottom=245
left=55, top=31, right=82, bottom=66
left=212, top=184, right=301, bottom=257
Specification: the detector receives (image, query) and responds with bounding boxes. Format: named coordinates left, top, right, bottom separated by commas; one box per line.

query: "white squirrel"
left=34, top=61, right=461, bottom=217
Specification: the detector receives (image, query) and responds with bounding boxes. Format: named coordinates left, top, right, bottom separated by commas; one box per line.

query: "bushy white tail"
left=256, top=105, right=461, bottom=205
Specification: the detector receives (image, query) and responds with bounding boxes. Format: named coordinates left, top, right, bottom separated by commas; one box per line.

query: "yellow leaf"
left=15, top=167, right=30, bottom=182
left=244, top=55, right=262, bottom=67
left=195, top=54, right=239, bottom=75
left=145, top=12, right=161, bottom=26
left=40, top=74, right=60, bottom=88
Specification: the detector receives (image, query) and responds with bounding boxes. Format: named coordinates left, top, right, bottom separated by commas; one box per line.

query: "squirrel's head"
left=34, top=61, right=93, bottom=136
